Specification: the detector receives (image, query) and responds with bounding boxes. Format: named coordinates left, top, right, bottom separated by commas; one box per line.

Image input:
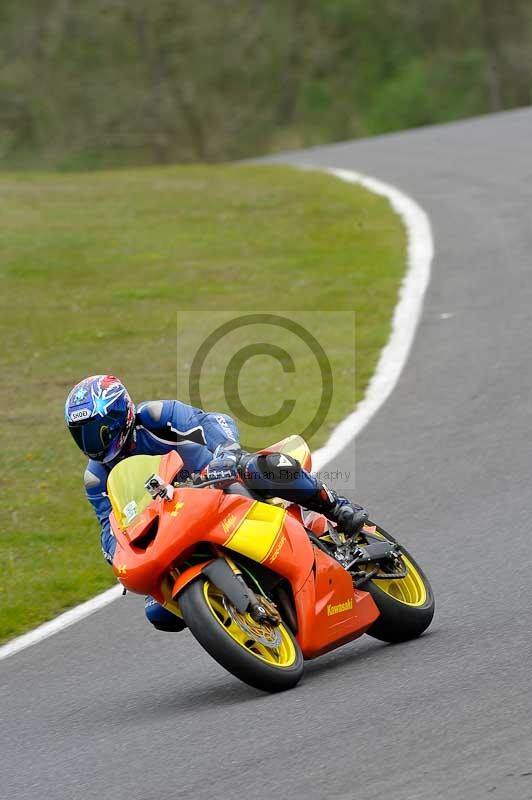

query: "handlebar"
left=174, top=474, right=239, bottom=490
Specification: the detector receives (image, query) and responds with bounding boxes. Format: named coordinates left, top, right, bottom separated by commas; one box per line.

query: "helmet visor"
left=69, top=414, right=124, bottom=461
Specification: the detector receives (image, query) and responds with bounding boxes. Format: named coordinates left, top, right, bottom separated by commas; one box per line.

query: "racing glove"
left=206, top=441, right=246, bottom=482
left=333, top=500, right=368, bottom=536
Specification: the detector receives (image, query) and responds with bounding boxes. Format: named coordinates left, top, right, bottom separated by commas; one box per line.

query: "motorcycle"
left=108, top=435, right=434, bottom=692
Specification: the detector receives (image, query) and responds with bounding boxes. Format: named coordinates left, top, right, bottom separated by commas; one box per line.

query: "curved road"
left=2, top=108, right=532, bottom=800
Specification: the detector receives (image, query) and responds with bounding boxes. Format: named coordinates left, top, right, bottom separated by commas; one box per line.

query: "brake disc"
left=223, top=597, right=282, bottom=649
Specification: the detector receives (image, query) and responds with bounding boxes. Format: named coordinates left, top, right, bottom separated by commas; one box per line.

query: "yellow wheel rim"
left=365, top=529, right=428, bottom=607
left=202, top=581, right=297, bottom=668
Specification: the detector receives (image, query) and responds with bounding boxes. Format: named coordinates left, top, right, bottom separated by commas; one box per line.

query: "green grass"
left=0, top=164, right=406, bottom=642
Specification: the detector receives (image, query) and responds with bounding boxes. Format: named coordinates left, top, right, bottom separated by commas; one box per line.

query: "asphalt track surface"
left=2, top=108, right=532, bottom=800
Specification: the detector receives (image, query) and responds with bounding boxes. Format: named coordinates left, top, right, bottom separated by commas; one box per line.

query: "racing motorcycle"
left=108, top=435, right=434, bottom=692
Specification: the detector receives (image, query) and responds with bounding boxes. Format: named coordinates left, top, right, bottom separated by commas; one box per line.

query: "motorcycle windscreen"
left=107, top=454, right=164, bottom=529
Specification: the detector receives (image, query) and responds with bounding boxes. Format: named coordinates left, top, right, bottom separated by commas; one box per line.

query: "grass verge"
left=0, top=164, right=405, bottom=641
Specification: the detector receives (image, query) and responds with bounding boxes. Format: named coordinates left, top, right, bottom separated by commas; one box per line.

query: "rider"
left=65, top=374, right=368, bottom=632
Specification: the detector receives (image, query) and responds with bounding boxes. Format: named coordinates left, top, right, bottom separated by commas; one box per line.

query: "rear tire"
left=179, top=577, right=304, bottom=692
left=363, top=524, right=435, bottom=643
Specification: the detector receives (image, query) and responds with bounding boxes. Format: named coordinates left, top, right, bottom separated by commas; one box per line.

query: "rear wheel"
left=179, top=577, right=304, bottom=692
left=360, top=524, right=435, bottom=643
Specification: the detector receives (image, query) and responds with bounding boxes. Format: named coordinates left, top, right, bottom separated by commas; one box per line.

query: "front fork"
left=209, top=548, right=281, bottom=625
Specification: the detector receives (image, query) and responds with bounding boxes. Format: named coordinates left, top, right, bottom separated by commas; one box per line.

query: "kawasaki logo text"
left=327, top=598, right=353, bottom=616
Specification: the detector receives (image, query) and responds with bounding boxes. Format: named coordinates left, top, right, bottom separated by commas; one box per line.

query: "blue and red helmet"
left=65, top=375, right=135, bottom=463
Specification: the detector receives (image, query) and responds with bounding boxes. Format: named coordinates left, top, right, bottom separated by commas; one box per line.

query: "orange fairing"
left=107, top=445, right=381, bottom=660
left=294, top=549, right=380, bottom=659
left=111, top=488, right=315, bottom=601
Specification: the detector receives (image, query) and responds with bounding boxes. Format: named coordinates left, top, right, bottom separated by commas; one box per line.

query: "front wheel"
left=360, top=524, right=435, bottom=643
left=179, top=577, right=304, bottom=693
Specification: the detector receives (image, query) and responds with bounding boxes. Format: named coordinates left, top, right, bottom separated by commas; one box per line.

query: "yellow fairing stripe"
left=224, top=501, right=286, bottom=563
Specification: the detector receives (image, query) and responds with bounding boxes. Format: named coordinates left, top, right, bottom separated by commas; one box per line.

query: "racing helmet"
left=65, top=375, right=135, bottom=463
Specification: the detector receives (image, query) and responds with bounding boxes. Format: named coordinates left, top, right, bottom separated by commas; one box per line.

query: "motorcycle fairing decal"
left=223, top=501, right=287, bottom=564
left=263, top=533, right=287, bottom=565
left=221, top=513, right=238, bottom=535
left=327, top=598, right=353, bottom=616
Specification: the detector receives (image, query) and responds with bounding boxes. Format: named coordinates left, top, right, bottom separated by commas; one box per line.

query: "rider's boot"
left=306, top=482, right=368, bottom=536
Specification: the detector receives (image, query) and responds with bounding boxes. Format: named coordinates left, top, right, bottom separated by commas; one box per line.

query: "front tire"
left=179, top=577, right=304, bottom=693
left=362, top=524, right=435, bottom=643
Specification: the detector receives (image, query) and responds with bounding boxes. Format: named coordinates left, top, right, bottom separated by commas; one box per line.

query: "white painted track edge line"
left=312, top=167, right=433, bottom=471
left=0, top=585, right=123, bottom=661
left=0, top=166, right=433, bottom=663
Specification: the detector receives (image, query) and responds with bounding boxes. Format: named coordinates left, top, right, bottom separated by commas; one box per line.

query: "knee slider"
left=260, top=452, right=301, bottom=482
